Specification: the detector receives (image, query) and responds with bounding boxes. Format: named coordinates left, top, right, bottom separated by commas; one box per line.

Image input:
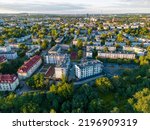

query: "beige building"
left=0, top=74, right=19, bottom=91
left=98, top=52, right=135, bottom=59
left=18, top=55, right=42, bottom=79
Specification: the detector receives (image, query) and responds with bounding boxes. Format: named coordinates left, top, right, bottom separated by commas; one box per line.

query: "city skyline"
left=0, top=0, right=150, bottom=14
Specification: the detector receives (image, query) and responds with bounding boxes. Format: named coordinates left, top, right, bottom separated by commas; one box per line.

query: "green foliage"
left=50, top=82, right=73, bottom=100
left=95, top=77, right=113, bottom=92
left=26, top=74, right=47, bottom=89
left=21, top=102, right=39, bottom=113
left=77, top=50, right=83, bottom=59
left=77, top=39, right=83, bottom=49
left=88, top=98, right=104, bottom=113
left=0, top=57, right=27, bottom=74
left=88, top=28, right=92, bottom=35
left=117, top=33, right=124, bottom=42
left=128, top=88, right=150, bottom=113
left=41, top=40, right=48, bottom=50
left=51, top=29, right=58, bottom=39
left=93, top=47, right=98, bottom=59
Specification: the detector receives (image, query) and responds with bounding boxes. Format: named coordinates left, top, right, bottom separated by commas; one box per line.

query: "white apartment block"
left=75, top=60, right=103, bottom=79
left=48, top=44, right=61, bottom=54
left=86, top=51, right=93, bottom=58
left=0, top=45, right=11, bottom=52
left=26, top=47, right=40, bottom=57
left=0, top=74, right=19, bottom=91
left=98, top=52, right=135, bottom=59
left=45, top=53, right=70, bottom=65
left=123, top=46, right=146, bottom=56
left=86, top=45, right=116, bottom=52
left=17, top=55, right=42, bottom=79
left=0, top=52, right=18, bottom=60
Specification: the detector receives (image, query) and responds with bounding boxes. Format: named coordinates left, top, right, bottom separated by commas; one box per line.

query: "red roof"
left=18, top=55, right=41, bottom=73
left=71, top=52, right=78, bottom=60
left=45, top=66, right=55, bottom=78
left=0, top=56, right=7, bottom=63
left=0, top=74, right=17, bottom=83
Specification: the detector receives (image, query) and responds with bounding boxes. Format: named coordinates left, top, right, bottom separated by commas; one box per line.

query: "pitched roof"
left=18, top=55, right=41, bottom=73
left=0, top=56, right=7, bottom=63
left=0, top=74, right=17, bottom=83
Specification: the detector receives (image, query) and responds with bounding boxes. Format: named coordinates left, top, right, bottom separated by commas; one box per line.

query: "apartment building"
left=75, top=60, right=103, bottom=80
left=98, top=52, right=136, bottom=59
left=0, top=74, right=19, bottom=91
left=17, top=55, right=42, bottom=79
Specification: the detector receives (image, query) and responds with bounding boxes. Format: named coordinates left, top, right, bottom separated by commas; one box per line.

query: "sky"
left=0, top=0, right=150, bottom=14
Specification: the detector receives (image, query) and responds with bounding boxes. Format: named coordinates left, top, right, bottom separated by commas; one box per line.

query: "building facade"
left=55, top=67, right=67, bottom=79
left=98, top=52, right=136, bottom=59
left=26, top=47, right=40, bottom=57
left=0, top=45, right=11, bottom=52
left=0, top=74, right=19, bottom=91
left=45, top=53, right=70, bottom=65
left=0, top=52, right=18, bottom=60
left=17, top=55, right=42, bottom=79
left=75, top=60, right=103, bottom=80
left=0, top=56, right=7, bottom=64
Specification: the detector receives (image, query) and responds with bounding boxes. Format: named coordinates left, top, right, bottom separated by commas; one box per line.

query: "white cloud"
left=0, top=0, right=149, bottom=14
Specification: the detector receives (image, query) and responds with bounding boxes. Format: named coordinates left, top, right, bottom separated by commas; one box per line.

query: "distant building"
left=75, top=60, right=103, bottom=80
left=26, top=47, right=40, bottom=57
left=0, top=51, right=18, bottom=60
left=55, top=37, right=64, bottom=44
left=48, top=44, right=61, bottom=54
left=123, top=46, right=146, bottom=56
left=86, top=45, right=116, bottom=52
left=45, top=53, right=70, bottom=65
left=0, top=45, right=11, bottom=52
left=98, top=52, right=135, bottom=59
left=0, top=56, right=7, bottom=64
left=0, top=74, right=19, bottom=91
left=16, top=35, right=31, bottom=43
left=86, top=51, right=93, bottom=58
left=17, top=55, right=42, bottom=79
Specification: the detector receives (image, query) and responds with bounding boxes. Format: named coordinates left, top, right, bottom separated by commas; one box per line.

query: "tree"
left=18, top=43, right=28, bottom=50
left=78, top=50, right=83, bottom=59
left=50, top=108, right=56, bottom=113
left=57, top=83, right=73, bottom=99
left=51, top=29, right=58, bottom=38
left=20, top=102, right=39, bottom=113
left=88, top=98, right=104, bottom=113
left=128, top=88, right=150, bottom=113
left=41, top=40, right=48, bottom=50
left=95, top=77, right=113, bottom=92
left=0, top=39, right=4, bottom=46
left=104, top=46, right=109, bottom=52
left=126, top=40, right=131, bottom=46
left=117, top=34, right=124, bottom=42
left=110, top=107, right=120, bottom=113
left=26, top=74, right=47, bottom=89
left=61, top=101, right=71, bottom=112
left=49, top=84, right=57, bottom=94
left=77, top=39, right=83, bottom=49
left=88, top=28, right=92, bottom=35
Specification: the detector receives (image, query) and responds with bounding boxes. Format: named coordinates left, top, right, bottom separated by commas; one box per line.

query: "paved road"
left=15, top=81, right=32, bottom=95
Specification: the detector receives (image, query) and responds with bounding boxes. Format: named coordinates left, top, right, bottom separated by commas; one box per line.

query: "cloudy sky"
left=0, top=0, right=150, bottom=14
